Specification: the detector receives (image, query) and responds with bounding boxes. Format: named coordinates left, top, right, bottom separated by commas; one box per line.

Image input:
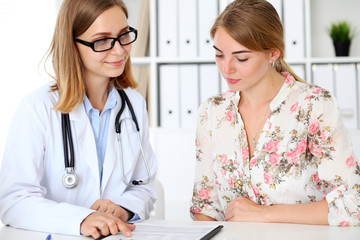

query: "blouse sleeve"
left=308, top=90, right=360, bottom=226
left=190, top=100, right=225, bottom=221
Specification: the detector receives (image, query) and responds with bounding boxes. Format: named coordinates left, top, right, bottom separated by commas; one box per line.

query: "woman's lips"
left=106, top=60, right=123, bottom=67
left=226, top=77, right=240, bottom=84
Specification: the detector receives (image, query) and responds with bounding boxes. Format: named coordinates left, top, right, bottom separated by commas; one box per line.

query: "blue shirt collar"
left=83, top=85, right=118, bottom=115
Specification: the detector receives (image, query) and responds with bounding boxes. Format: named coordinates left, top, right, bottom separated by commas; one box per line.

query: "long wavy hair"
left=46, top=0, right=138, bottom=113
left=210, top=0, right=305, bottom=83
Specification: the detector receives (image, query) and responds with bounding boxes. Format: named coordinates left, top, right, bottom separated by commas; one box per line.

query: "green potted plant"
left=328, top=21, right=354, bottom=57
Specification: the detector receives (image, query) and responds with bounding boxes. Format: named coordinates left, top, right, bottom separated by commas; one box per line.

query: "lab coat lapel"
left=69, top=104, right=100, bottom=183
left=101, top=91, right=122, bottom=191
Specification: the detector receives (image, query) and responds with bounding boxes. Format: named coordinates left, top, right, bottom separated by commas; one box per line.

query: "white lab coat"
left=0, top=83, right=157, bottom=235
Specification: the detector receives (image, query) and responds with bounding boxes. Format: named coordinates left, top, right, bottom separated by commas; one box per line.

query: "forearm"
left=263, top=199, right=329, bottom=225
left=194, top=213, right=217, bottom=221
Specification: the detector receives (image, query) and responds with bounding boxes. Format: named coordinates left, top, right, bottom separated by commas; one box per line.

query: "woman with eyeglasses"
left=0, top=0, right=157, bottom=238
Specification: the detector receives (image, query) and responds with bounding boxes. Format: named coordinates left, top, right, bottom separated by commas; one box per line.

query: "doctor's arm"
left=0, top=97, right=96, bottom=235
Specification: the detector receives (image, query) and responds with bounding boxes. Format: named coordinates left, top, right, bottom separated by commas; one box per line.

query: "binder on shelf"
left=157, top=0, right=178, bottom=57
left=289, top=64, right=305, bottom=81
left=334, top=64, right=358, bottom=129
left=198, top=0, right=218, bottom=58
left=199, top=64, right=220, bottom=103
left=178, top=0, right=197, bottom=58
left=266, top=0, right=282, bottom=21
left=179, top=64, right=199, bottom=128
left=220, top=75, right=229, bottom=93
left=219, top=0, right=234, bottom=13
left=159, top=65, right=180, bottom=127
left=283, top=0, right=305, bottom=59
left=312, top=64, right=334, bottom=94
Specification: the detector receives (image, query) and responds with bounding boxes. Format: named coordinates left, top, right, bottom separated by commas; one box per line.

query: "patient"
left=190, top=0, right=360, bottom=226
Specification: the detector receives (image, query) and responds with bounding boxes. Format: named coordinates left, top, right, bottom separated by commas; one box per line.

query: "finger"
left=90, top=200, right=101, bottom=210
left=96, top=220, right=110, bottom=237
left=117, top=222, right=135, bottom=237
left=106, top=218, right=120, bottom=236
left=87, top=227, right=101, bottom=239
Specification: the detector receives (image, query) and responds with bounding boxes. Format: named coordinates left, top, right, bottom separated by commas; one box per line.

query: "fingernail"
left=126, top=231, right=131, bottom=237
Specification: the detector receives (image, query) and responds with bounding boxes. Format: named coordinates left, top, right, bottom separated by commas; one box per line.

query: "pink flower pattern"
left=191, top=72, right=360, bottom=226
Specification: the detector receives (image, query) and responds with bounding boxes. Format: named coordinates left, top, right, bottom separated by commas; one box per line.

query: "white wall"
left=310, top=0, right=360, bottom=57
left=0, top=0, right=58, bottom=164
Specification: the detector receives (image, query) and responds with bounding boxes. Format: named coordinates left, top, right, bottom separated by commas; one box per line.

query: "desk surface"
left=1, top=220, right=360, bottom=240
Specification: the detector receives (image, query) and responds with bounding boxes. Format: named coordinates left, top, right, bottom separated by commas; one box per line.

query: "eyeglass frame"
left=75, top=26, right=138, bottom=52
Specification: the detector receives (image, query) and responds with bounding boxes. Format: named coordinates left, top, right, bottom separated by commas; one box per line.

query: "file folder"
left=219, top=0, right=234, bottom=12
left=198, top=0, right=218, bottom=58
left=312, top=64, right=334, bottom=94
left=179, top=64, right=199, bottom=128
left=178, top=0, right=197, bottom=57
left=283, top=0, right=305, bottom=59
left=334, top=64, right=358, bottom=129
left=290, top=64, right=305, bottom=81
left=199, top=64, right=220, bottom=103
left=159, top=64, right=180, bottom=127
left=267, top=0, right=282, bottom=21
left=158, top=0, right=178, bottom=57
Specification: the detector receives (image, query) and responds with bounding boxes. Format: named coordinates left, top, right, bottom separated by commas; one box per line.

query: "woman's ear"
left=269, top=49, right=281, bottom=63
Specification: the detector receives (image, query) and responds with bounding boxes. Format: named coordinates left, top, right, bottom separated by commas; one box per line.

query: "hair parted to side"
left=45, top=0, right=138, bottom=113
left=210, top=0, right=305, bottom=83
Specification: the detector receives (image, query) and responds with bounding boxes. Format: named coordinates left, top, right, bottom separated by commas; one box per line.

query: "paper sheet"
left=102, top=223, right=223, bottom=240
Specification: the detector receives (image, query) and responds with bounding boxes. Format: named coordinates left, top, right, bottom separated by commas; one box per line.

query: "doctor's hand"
left=90, top=199, right=131, bottom=222
left=225, top=196, right=267, bottom=222
left=80, top=211, right=136, bottom=239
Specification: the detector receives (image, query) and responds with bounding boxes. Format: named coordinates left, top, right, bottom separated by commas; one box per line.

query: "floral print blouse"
left=190, top=72, right=360, bottom=226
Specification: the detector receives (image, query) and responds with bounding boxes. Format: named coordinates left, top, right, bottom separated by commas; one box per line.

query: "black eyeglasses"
left=75, top=27, right=138, bottom=52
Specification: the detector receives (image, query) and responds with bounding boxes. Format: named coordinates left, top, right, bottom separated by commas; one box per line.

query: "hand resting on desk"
left=81, top=199, right=135, bottom=239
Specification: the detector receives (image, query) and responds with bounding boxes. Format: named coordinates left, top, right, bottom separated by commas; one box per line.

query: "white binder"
left=266, top=0, right=282, bottom=21
left=159, top=64, right=180, bottom=127
left=179, top=64, right=199, bottom=128
left=158, top=0, right=178, bottom=57
left=289, top=64, right=305, bottom=81
left=219, top=0, right=234, bottom=12
left=334, top=64, right=358, bottom=130
left=220, top=74, right=229, bottom=93
left=283, top=0, right=305, bottom=59
left=198, top=0, right=218, bottom=58
left=199, top=64, right=220, bottom=103
left=312, top=64, right=334, bottom=94
left=178, top=0, right=197, bottom=57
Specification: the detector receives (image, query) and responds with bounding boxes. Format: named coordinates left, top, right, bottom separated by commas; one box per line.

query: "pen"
left=45, top=234, right=52, bottom=240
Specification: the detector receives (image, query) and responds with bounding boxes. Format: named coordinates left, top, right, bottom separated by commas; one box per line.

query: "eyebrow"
left=213, top=45, right=252, bottom=54
left=91, top=25, right=130, bottom=38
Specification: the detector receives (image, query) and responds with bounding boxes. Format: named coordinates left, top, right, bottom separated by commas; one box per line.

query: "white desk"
left=1, top=220, right=360, bottom=240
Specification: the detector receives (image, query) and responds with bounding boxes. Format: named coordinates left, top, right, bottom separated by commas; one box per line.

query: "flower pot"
left=333, top=41, right=351, bottom=56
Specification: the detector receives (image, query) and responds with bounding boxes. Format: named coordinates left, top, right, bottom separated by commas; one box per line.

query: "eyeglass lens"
left=94, top=31, right=136, bottom=51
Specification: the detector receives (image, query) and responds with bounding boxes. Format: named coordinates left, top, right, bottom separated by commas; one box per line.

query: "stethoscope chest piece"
left=62, top=167, right=78, bottom=188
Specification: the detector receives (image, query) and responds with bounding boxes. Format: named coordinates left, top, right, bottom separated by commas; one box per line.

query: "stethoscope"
left=61, top=89, right=151, bottom=188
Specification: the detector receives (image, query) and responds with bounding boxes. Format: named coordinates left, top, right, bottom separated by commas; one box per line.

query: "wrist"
left=121, top=206, right=135, bottom=221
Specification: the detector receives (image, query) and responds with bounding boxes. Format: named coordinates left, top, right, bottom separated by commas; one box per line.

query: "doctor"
left=0, top=0, right=157, bottom=239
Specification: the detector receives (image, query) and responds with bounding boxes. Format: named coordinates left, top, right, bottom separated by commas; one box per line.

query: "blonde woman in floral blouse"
left=190, top=0, right=360, bottom=226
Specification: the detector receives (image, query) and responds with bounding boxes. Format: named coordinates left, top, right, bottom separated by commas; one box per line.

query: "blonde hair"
left=211, top=0, right=305, bottom=83
left=46, top=0, right=138, bottom=113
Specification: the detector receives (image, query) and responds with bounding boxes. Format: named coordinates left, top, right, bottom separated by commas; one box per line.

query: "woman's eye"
left=237, top=58, right=248, bottom=62
left=215, top=54, right=223, bottom=58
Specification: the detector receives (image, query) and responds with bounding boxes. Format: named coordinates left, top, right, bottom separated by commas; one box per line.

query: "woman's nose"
left=223, top=58, right=235, bottom=74
left=110, top=40, right=125, bottom=55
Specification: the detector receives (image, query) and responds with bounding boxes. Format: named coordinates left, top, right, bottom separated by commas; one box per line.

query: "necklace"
left=242, top=76, right=284, bottom=150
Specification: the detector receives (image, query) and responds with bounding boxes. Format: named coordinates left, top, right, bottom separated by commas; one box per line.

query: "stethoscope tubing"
left=61, top=89, right=151, bottom=188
